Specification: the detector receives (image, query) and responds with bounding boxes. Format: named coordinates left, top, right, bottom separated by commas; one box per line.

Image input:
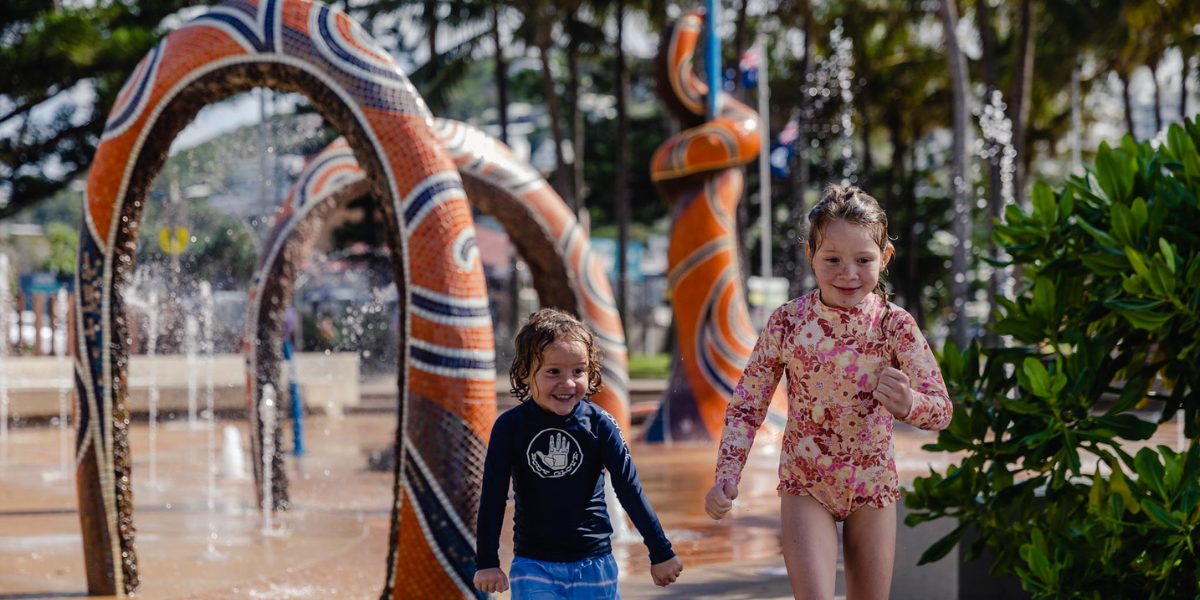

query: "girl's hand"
left=651, top=556, right=683, bottom=586
left=473, top=567, right=509, bottom=593
left=705, top=481, right=739, bottom=520
left=875, top=367, right=913, bottom=419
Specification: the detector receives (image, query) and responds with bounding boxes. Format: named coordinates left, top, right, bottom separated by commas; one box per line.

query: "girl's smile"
left=808, top=219, right=891, bottom=310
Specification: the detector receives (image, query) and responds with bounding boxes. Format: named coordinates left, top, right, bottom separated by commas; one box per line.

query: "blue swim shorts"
left=509, top=554, right=621, bottom=599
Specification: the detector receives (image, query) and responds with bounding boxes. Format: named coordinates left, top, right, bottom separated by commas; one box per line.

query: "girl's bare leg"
left=841, top=503, right=896, bottom=600
left=780, top=493, right=839, bottom=600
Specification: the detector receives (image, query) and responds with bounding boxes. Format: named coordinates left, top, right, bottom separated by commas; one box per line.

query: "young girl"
left=705, top=185, right=952, bottom=600
left=475, top=308, right=684, bottom=598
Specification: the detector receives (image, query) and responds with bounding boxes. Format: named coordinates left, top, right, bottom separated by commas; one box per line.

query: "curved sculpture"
left=641, top=10, right=784, bottom=443
left=246, top=120, right=631, bottom=510
left=73, top=1, right=492, bottom=597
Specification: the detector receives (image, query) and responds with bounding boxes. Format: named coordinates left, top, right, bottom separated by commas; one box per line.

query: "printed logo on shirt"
left=527, top=429, right=583, bottom=478
left=600, top=410, right=631, bottom=465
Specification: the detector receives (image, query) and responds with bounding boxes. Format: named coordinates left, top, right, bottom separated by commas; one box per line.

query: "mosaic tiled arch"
left=245, top=120, right=631, bottom=510
left=74, top=1, right=493, bottom=597
left=642, top=10, right=786, bottom=442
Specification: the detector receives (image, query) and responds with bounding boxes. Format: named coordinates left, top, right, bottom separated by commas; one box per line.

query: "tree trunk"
left=567, top=14, right=585, bottom=217
left=1011, top=0, right=1035, bottom=207
left=885, top=107, right=906, bottom=305
left=615, top=0, right=631, bottom=324
left=1149, top=54, right=1162, bottom=133
left=425, top=0, right=438, bottom=61
left=732, top=0, right=749, bottom=94
left=976, top=0, right=1003, bottom=347
left=905, top=142, right=924, bottom=328
left=884, top=108, right=903, bottom=220
left=537, top=36, right=570, bottom=201
left=1181, top=55, right=1190, bottom=122
left=788, top=0, right=813, bottom=299
left=858, top=83, right=873, bottom=188
left=494, top=7, right=509, bottom=145
left=940, top=0, right=971, bottom=349
left=1119, top=70, right=1136, bottom=139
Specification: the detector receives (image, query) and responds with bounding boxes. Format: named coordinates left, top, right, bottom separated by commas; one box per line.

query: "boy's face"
left=527, top=339, right=589, bottom=416
left=807, top=219, right=890, bottom=310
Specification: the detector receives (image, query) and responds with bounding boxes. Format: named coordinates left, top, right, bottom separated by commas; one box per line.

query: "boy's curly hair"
left=509, top=308, right=604, bottom=400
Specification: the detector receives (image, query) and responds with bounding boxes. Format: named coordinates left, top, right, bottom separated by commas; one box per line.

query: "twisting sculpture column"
left=245, top=121, right=631, bottom=511
left=73, top=1, right=491, bottom=597
left=642, top=10, right=785, bottom=443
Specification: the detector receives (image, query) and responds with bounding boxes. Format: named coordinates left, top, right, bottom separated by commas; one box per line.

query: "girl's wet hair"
left=509, top=308, right=604, bottom=400
left=806, top=185, right=896, bottom=327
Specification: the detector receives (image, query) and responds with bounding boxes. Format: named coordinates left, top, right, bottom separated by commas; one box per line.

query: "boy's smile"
left=528, top=339, right=590, bottom=416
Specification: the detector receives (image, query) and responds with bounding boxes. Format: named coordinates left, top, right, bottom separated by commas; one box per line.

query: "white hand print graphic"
left=527, top=429, right=582, bottom=478
left=535, top=433, right=571, bottom=469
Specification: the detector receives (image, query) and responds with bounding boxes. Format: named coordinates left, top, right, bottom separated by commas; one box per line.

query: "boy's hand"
left=474, top=567, right=509, bottom=593
left=875, top=367, right=914, bottom=419
left=705, top=481, right=739, bottom=520
left=651, top=556, right=683, bottom=586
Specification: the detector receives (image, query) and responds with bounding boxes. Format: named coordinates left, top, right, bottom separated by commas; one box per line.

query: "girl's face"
left=808, top=219, right=891, bottom=310
left=527, top=338, right=590, bottom=416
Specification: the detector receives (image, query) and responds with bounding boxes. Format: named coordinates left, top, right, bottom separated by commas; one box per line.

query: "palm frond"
left=409, top=28, right=493, bottom=114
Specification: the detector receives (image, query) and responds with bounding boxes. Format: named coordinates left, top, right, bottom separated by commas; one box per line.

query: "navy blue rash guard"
left=474, top=398, right=675, bottom=570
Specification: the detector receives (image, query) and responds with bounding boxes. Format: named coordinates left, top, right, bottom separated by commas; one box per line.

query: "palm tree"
left=504, top=0, right=576, bottom=202
left=939, top=0, right=971, bottom=349
left=786, top=0, right=814, bottom=299
left=493, top=4, right=510, bottom=144
left=358, top=0, right=495, bottom=116
left=1008, top=0, right=1035, bottom=206
left=614, top=0, right=630, bottom=320
left=564, top=8, right=608, bottom=221
left=975, top=0, right=1004, bottom=346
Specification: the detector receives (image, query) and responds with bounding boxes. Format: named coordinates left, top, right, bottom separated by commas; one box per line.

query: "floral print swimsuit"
left=714, top=290, right=952, bottom=521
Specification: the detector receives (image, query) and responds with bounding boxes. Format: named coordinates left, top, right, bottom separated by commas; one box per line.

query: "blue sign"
left=589, top=238, right=643, bottom=284
left=20, top=271, right=63, bottom=295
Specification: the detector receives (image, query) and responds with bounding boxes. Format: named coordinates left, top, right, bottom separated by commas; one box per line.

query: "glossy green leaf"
left=1023, top=358, right=1052, bottom=398
left=918, top=523, right=967, bottom=565
left=1032, top=181, right=1058, bottom=226
left=1158, top=239, right=1177, bottom=274
left=1124, top=248, right=1150, bottom=277
left=1135, top=448, right=1168, bottom=499
left=1142, top=498, right=1182, bottom=529
left=1130, top=197, right=1148, bottom=230
left=1111, top=203, right=1137, bottom=246
left=1120, top=309, right=1175, bottom=331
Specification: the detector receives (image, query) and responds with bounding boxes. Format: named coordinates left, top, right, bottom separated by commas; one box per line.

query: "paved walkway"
left=3, top=394, right=1181, bottom=599
left=620, top=558, right=835, bottom=599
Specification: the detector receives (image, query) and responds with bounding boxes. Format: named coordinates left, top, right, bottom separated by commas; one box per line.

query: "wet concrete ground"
left=0, top=408, right=1184, bottom=599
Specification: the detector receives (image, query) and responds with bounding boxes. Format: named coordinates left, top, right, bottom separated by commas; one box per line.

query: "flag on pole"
left=740, top=45, right=763, bottom=89
left=770, top=115, right=800, bottom=179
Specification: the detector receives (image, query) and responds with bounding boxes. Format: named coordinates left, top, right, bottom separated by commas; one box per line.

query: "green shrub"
left=627, top=353, right=671, bottom=379
left=905, top=119, right=1200, bottom=599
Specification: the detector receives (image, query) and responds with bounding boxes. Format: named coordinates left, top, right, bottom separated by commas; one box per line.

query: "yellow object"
left=158, top=227, right=188, bottom=256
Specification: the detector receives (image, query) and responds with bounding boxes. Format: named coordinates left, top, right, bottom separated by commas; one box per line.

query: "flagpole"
left=705, top=0, right=721, bottom=119
left=756, top=34, right=772, bottom=279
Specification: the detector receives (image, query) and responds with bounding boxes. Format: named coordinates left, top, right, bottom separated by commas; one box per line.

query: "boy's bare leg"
left=841, top=503, right=896, bottom=600
left=780, top=493, right=839, bottom=600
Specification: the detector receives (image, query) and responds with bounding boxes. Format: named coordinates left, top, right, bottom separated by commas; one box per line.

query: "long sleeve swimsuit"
left=475, top=399, right=675, bottom=570
left=715, top=290, right=953, bottom=521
